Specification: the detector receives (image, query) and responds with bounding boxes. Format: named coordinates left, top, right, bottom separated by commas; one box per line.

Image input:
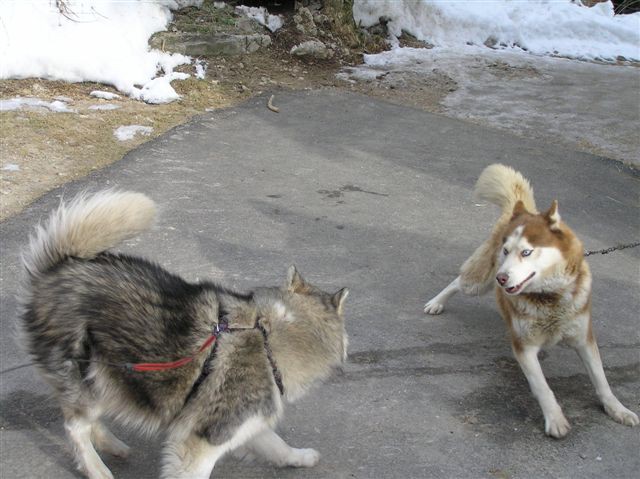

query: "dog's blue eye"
left=521, top=249, right=533, bottom=257
left=503, top=248, right=508, bottom=255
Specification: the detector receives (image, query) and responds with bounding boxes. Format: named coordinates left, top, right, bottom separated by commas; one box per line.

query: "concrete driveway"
left=1, top=91, right=638, bottom=478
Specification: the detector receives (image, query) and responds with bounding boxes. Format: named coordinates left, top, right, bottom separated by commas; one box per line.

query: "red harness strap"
left=129, top=333, right=218, bottom=372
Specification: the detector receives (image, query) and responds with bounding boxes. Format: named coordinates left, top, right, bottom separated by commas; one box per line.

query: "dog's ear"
left=331, top=288, right=349, bottom=315
left=511, top=200, right=529, bottom=219
left=286, top=265, right=311, bottom=294
left=544, top=200, right=561, bottom=231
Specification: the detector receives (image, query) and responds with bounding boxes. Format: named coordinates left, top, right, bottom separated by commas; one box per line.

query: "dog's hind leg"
left=161, top=434, right=223, bottom=479
left=567, top=322, right=639, bottom=427
left=91, top=421, right=130, bottom=458
left=458, top=237, right=499, bottom=295
left=64, top=412, right=114, bottom=479
left=47, top=358, right=113, bottom=479
left=245, top=428, right=320, bottom=468
left=424, top=276, right=461, bottom=315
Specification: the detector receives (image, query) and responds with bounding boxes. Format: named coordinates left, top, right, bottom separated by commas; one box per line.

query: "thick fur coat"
left=424, top=164, right=638, bottom=438
left=20, top=190, right=349, bottom=479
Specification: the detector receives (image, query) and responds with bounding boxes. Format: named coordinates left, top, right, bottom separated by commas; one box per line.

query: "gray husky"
left=20, top=190, right=349, bottom=479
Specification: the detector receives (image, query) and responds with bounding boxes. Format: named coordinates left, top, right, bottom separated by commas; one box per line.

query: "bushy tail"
left=474, top=164, right=537, bottom=217
left=23, top=190, right=157, bottom=278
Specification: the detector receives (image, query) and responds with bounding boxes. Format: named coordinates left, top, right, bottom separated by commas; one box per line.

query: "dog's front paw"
left=545, top=413, right=571, bottom=438
left=604, top=402, right=639, bottom=426
left=288, top=448, right=320, bottom=468
left=424, top=299, right=444, bottom=315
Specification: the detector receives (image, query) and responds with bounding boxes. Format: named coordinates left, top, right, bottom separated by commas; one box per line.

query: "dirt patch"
left=485, top=60, right=541, bottom=79
left=339, top=69, right=457, bottom=112
left=0, top=77, right=237, bottom=220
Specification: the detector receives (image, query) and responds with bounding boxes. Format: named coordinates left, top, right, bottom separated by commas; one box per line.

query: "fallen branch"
left=267, top=95, right=279, bottom=113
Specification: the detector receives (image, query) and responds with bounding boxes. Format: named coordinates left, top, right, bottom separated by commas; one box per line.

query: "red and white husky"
left=424, top=164, right=638, bottom=438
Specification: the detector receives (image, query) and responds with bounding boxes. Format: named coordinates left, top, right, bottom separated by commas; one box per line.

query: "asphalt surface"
left=1, top=90, right=638, bottom=479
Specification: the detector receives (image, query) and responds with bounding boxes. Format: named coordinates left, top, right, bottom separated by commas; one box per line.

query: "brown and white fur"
left=424, top=164, right=638, bottom=438
left=19, top=190, right=349, bottom=479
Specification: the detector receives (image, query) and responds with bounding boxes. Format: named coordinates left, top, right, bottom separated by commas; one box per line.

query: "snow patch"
left=139, top=71, right=190, bottom=104
left=88, top=104, right=121, bottom=111
left=0, top=97, right=75, bottom=113
left=195, top=59, right=207, bottom=80
left=235, top=5, right=284, bottom=32
left=90, top=91, right=121, bottom=101
left=353, top=0, right=640, bottom=62
left=114, top=125, right=154, bottom=141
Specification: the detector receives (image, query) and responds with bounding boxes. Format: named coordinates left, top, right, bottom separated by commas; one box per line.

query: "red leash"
left=129, top=333, right=218, bottom=372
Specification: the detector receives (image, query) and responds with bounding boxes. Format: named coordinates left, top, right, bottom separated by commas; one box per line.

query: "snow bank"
left=0, top=0, right=203, bottom=103
left=354, top=0, right=640, bottom=61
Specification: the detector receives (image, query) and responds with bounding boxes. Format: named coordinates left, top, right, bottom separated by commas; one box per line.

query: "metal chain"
left=584, top=241, right=640, bottom=257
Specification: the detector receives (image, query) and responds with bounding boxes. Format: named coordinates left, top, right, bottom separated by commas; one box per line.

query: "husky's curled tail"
left=23, top=190, right=156, bottom=279
left=474, top=163, right=537, bottom=219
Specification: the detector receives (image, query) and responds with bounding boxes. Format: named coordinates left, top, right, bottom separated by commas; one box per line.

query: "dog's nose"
left=496, top=273, right=509, bottom=286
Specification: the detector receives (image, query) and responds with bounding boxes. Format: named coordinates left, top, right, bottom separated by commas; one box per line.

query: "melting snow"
left=235, top=5, right=284, bottom=32
left=0, top=0, right=203, bottom=103
left=88, top=104, right=121, bottom=111
left=0, top=97, right=75, bottom=112
left=90, top=91, right=121, bottom=101
left=354, top=0, right=640, bottom=62
left=114, top=125, right=154, bottom=141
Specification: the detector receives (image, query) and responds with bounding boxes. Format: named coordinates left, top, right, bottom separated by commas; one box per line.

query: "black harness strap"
left=256, top=321, right=285, bottom=396
left=184, top=316, right=285, bottom=404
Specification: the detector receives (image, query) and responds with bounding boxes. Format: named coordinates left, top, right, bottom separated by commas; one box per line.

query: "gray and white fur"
left=19, top=190, right=349, bottom=479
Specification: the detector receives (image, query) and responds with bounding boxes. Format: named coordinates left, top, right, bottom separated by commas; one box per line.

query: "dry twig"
left=267, top=95, right=280, bottom=113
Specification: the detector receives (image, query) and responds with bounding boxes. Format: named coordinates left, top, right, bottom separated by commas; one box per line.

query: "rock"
left=366, top=16, right=391, bottom=37
left=290, top=40, right=334, bottom=60
left=149, top=32, right=271, bottom=56
left=313, top=13, right=331, bottom=26
left=236, top=16, right=258, bottom=34
left=294, top=7, right=317, bottom=37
